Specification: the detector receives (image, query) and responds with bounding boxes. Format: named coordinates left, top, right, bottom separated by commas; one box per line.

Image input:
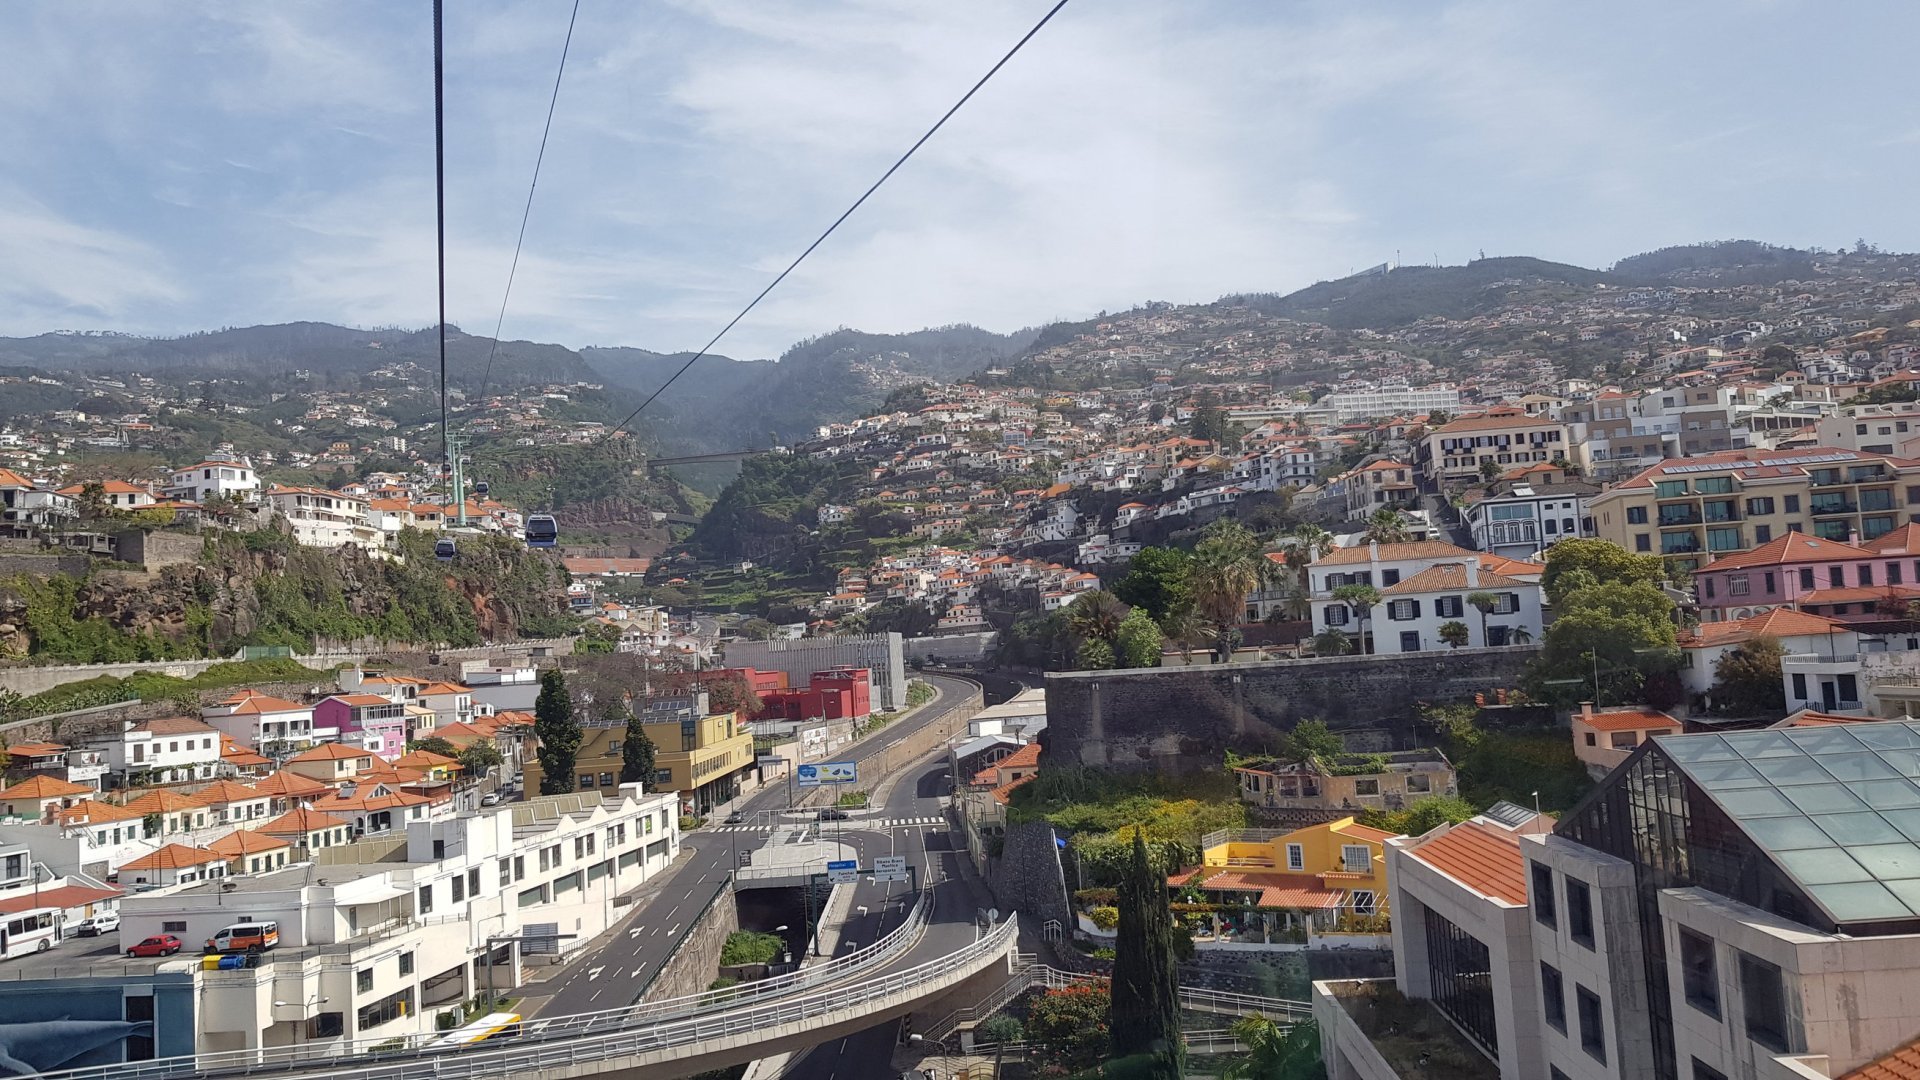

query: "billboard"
left=796, top=760, right=858, bottom=787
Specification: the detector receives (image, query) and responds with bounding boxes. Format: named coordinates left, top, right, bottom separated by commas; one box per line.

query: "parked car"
left=74, top=911, right=121, bottom=937
left=127, top=934, right=182, bottom=958
left=817, top=808, right=850, bottom=822
left=480, top=792, right=503, bottom=807
left=724, top=810, right=746, bottom=825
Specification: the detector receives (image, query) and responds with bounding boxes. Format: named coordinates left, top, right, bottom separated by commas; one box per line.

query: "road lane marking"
left=669, top=923, right=681, bottom=936
left=588, top=966, right=605, bottom=980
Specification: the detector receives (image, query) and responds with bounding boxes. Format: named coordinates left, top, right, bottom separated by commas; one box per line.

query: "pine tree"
left=1112, top=832, right=1184, bottom=1078
left=534, top=669, right=582, bottom=796
left=621, top=713, right=658, bottom=787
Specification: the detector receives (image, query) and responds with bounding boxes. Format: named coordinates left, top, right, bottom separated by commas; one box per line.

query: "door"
left=1822, top=680, right=1839, bottom=711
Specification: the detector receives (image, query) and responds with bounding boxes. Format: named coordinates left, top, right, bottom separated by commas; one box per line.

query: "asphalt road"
left=780, top=754, right=988, bottom=1080
left=532, top=673, right=984, bottom=1020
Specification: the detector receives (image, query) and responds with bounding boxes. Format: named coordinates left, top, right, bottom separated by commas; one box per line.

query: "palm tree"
left=1222, top=1015, right=1322, bottom=1080
left=1511, top=625, right=1535, bottom=645
left=1438, top=620, right=1471, bottom=648
left=1067, top=589, right=1128, bottom=647
left=1192, top=524, right=1284, bottom=659
left=1363, top=507, right=1409, bottom=545
left=1467, top=590, right=1499, bottom=646
left=1330, top=583, right=1381, bottom=654
left=1309, top=628, right=1351, bottom=657
left=1280, top=588, right=1313, bottom=623
left=1289, top=523, right=1335, bottom=565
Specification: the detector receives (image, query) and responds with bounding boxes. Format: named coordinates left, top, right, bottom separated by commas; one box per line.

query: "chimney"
left=1368, top=539, right=1380, bottom=562
left=1465, top=561, right=1480, bottom=588
left=1580, top=701, right=1596, bottom=723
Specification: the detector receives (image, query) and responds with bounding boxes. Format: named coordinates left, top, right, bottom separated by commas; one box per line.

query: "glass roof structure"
left=1654, top=720, right=1920, bottom=926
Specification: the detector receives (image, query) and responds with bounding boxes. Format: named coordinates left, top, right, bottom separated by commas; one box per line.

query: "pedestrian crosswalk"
left=708, top=815, right=946, bottom=833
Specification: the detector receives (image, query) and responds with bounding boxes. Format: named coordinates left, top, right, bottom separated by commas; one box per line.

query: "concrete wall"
left=901, top=632, right=998, bottom=664
left=0, top=638, right=577, bottom=698
left=0, top=551, right=92, bottom=578
left=1043, top=646, right=1540, bottom=772
left=113, top=529, right=206, bottom=571
left=1524, top=832, right=1654, bottom=1080
left=988, top=820, right=1071, bottom=929
left=640, top=878, right=740, bottom=1003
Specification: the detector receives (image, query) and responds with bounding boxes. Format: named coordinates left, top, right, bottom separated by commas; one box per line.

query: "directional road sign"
left=872, top=855, right=908, bottom=882
left=826, top=859, right=859, bottom=885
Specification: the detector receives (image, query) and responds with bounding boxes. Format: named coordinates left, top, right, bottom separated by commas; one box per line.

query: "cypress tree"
left=533, top=669, right=582, bottom=795
left=1112, top=831, right=1184, bottom=1078
left=620, top=713, right=658, bottom=788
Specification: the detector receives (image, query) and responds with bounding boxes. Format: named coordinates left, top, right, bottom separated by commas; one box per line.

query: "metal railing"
left=1199, top=828, right=1291, bottom=849
left=923, top=962, right=1313, bottom=1046
left=187, top=914, right=1017, bottom=1080
left=26, top=888, right=938, bottom=1080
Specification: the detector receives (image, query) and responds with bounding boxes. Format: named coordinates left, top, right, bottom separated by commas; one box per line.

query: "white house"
left=96, top=716, right=225, bottom=786
left=262, top=486, right=380, bottom=549
left=167, top=458, right=260, bottom=504
left=200, top=690, right=321, bottom=752
left=1307, top=540, right=1545, bottom=652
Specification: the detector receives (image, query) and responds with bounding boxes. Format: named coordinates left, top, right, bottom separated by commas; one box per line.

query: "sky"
left=1, top=0, right=1917, bottom=361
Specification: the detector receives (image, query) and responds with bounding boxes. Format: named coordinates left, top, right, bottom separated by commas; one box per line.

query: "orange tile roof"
left=1703, top=532, right=1871, bottom=570
left=216, top=690, right=308, bottom=714
left=192, top=780, right=264, bottom=805
left=415, top=682, right=472, bottom=696
left=56, top=799, right=145, bottom=826
left=328, top=693, right=397, bottom=707
left=1780, top=710, right=1878, bottom=728
left=207, top=829, right=292, bottom=857
left=120, top=843, right=223, bottom=870
left=3, top=741, right=68, bottom=756
left=1863, top=524, right=1920, bottom=556
left=1799, top=585, right=1920, bottom=606
left=288, top=742, right=375, bottom=763
left=1315, top=539, right=1479, bottom=566
left=251, top=771, right=331, bottom=798
left=1476, top=553, right=1545, bottom=578
left=122, top=789, right=206, bottom=814
left=260, top=807, right=352, bottom=836
left=0, top=883, right=120, bottom=916
left=1408, top=822, right=1528, bottom=904
left=0, top=774, right=95, bottom=801
left=1842, top=1030, right=1920, bottom=1079
left=1432, top=412, right=1559, bottom=433
left=1577, top=708, right=1682, bottom=734
left=1189, top=869, right=1346, bottom=909
left=129, top=716, right=219, bottom=736
left=1332, top=822, right=1399, bottom=845
left=391, top=749, right=459, bottom=770
left=1381, top=563, right=1527, bottom=595
left=1681, top=608, right=1844, bottom=648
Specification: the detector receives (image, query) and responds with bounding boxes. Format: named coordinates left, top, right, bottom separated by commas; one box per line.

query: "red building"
left=716, top=667, right=791, bottom=695
left=756, top=667, right=872, bottom=722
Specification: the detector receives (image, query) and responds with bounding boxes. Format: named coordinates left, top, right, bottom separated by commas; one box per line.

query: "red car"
left=127, top=934, right=182, bottom=958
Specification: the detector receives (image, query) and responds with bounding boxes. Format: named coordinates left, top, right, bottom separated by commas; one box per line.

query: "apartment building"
left=1421, top=410, right=1570, bottom=486
left=1463, top=465, right=1600, bottom=558
left=200, top=690, right=321, bottom=752
left=97, top=716, right=225, bottom=786
left=116, top=787, right=679, bottom=1055
left=522, top=694, right=755, bottom=814
left=1590, top=448, right=1920, bottom=573
left=1315, top=384, right=1462, bottom=423
left=1816, top=400, right=1920, bottom=458
left=262, top=485, right=380, bottom=549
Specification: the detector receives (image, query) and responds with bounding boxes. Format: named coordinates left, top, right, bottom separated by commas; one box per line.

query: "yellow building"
left=1588, top=446, right=1920, bottom=571
left=1177, top=817, right=1397, bottom=926
left=523, top=708, right=755, bottom=815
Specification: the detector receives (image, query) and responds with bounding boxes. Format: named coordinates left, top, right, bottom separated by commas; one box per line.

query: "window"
left=450, top=875, right=465, bottom=903
left=1567, top=878, right=1594, bottom=948
left=513, top=855, right=525, bottom=882
left=1406, top=773, right=1430, bottom=793
left=1531, top=862, right=1556, bottom=928
left=1493, top=593, right=1520, bottom=614
left=469, top=867, right=480, bottom=895
left=399, top=952, right=414, bottom=977
left=1693, top=1060, right=1729, bottom=1080
left=1342, top=844, right=1372, bottom=872
left=1894, top=562, right=1906, bottom=585
left=1399, top=631, right=1422, bottom=652
left=1799, top=567, right=1816, bottom=590
left=1352, top=890, right=1377, bottom=914
left=601, top=772, right=615, bottom=788
left=1680, top=927, right=1719, bottom=1017
left=1354, top=778, right=1380, bottom=796
left=1746, top=496, right=1775, bottom=516
left=1541, top=962, right=1566, bottom=1032
left=1829, top=566, right=1845, bottom=587
left=1860, top=563, right=1875, bottom=586
left=1286, top=843, right=1304, bottom=871
left=162, top=920, right=186, bottom=933
left=1627, top=506, right=1648, bottom=524
left=1784, top=494, right=1800, bottom=513
left=1740, top=952, right=1790, bottom=1052
left=1636, top=533, right=1651, bottom=552
left=1754, top=524, right=1772, bottom=544
left=1764, top=571, right=1777, bottom=593
left=1728, top=573, right=1749, bottom=596
left=1577, top=984, right=1607, bottom=1063
left=1324, top=605, right=1349, bottom=626
left=1792, top=673, right=1808, bottom=701
left=417, top=884, right=433, bottom=915
left=499, top=858, right=512, bottom=888
left=357, top=968, right=375, bottom=994
left=579, top=773, right=596, bottom=789
left=1387, top=599, right=1420, bottom=621
left=1424, top=908, right=1498, bottom=1054
left=1381, top=569, right=1401, bottom=586
left=1435, top=595, right=1464, bottom=618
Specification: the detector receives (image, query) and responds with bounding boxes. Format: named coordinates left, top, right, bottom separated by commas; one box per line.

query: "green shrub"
left=1086, top=906, right=1119, bottom=931
left=718, top=930, right=785, bottom=966
left=977, top=1014, right=1024, bottom=1045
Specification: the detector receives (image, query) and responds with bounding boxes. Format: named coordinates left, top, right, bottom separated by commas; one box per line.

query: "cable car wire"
left=599, top=0, right=1072, bottom=446
left=474, top=0, right=583, bottom=410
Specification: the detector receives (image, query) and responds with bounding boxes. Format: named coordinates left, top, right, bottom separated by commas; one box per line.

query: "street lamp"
left=272, top=996, right=329, bottom=1050
left=774, top=924, right=791, bottom=966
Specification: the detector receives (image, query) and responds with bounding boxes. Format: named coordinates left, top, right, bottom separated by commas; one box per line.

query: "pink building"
left=1692, top=527, right=1920, bottom=620
left=314, top=693, right=409, bottom=759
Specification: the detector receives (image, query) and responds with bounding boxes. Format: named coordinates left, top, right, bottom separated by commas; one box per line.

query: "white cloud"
left=0, top=193, right=186, bottom=326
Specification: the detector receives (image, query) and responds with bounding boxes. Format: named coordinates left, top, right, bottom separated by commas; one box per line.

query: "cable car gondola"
left=524, top=515, right=558, bottom=548
left=434, top=537, right=457, bottom=562
left=474, top=480, right=489, bottom=497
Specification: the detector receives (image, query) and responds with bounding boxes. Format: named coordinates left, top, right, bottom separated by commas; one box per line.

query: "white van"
left=205, top=921, right=280, bottom=954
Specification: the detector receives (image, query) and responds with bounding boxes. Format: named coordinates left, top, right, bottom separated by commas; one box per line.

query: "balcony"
left=1661, top=536, right=1702, bottom=555
left=1657, top=509, right=1703, bottom=526
left=1810, top=501, right=1859, bottom=517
